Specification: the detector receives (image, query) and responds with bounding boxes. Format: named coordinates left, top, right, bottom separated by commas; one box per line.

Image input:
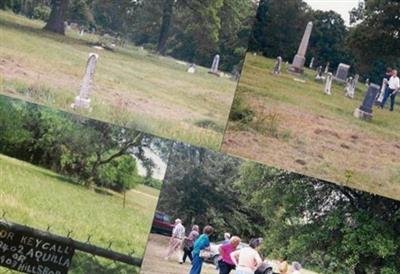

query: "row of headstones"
left=72, top=53, right=232, bottom=110
left=272, top=55, right=383, bottom=121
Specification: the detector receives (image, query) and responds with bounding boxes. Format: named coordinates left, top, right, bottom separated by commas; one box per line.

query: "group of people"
left=379, top=68, right=400, bottom=111
left=164, top=219, right=303, bottom=274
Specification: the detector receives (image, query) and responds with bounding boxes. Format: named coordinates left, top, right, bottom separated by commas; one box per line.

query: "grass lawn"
left=223, top=53, right=400, bottom=201
left=0, top=11, right=238, bottom=150
left=0, top=154, right=160, bottom=273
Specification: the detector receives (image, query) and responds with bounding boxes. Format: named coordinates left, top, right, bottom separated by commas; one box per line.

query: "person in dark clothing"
left=181, top=225, right=200, bottom=264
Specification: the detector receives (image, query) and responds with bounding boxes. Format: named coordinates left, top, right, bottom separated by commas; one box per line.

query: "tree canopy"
left=0, top=95, right=168, bottom=190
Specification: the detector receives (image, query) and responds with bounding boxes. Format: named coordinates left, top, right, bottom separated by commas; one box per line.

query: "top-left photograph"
left=0, top=0, right=258, bottom=150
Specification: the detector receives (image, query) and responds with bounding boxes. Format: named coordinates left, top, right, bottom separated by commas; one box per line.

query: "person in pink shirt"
left=230, top=238, right=263, bottom=274
left=218, top=236, right=241, bottom=274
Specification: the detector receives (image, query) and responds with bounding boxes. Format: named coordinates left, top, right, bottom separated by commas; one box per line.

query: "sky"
left=304, top=0, right=361, bottom=24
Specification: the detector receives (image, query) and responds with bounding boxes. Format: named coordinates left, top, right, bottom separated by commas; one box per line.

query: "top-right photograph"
left=222, top=0, right=400, bottom=200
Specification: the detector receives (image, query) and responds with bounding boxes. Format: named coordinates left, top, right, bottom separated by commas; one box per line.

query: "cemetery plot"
left=223, top=54, right=400, bottom=201
left=0, top=9, right=246, bottom=150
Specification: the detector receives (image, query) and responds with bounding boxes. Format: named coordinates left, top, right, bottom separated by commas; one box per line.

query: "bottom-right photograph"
left=140, top=143, right=400, bottom=274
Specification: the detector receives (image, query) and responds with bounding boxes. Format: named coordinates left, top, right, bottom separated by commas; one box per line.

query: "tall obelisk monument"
left=289, top=21, right=313, bottom=74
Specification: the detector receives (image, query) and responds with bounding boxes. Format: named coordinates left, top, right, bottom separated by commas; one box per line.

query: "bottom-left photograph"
left=0, top=95, right=172, bottom=274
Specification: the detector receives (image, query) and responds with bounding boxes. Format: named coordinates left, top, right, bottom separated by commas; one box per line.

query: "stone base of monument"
left=353, top=108, right=372, bottom=121
left=208, top=71, right=221, bottom=77
left=71, top=96, right=91, bottom=110
left=288, top=55, right=305, bottom=74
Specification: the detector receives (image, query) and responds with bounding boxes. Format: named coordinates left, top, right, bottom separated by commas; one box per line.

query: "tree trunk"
left=157, top=0, right=174, bottom=55
left=43, top=0, right=69, bottom=35
left=123, top=190, right=126, bottom=208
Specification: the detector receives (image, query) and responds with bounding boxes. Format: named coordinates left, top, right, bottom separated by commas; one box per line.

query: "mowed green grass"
left=0, top=11, right=238, bottom=150
left=0, top=154, right=159, bottom=273
left=223, top=53, right=400, bottom=200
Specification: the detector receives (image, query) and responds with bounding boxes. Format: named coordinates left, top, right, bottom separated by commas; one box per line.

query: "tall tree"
left=43, top=0, right=69, bottom=34
left=157, top=0, right=175, bottom=55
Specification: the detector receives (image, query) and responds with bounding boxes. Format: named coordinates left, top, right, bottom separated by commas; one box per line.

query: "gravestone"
left=187, top=64, right=196, bottom=74
left=289, top=22, right=313, bottom=74
left=324, top=62, right=330, bottom=74
left=376, top=78, right=388, bottom=103
left=315, top=66, right=324, bottom=81
left=209, top=54, right=220, bottom=76
left=324, top=73, right=333, bottom=95
left=72, top=53, right=99, bottom=110
left=334, top=63, right=350, bottom=83
left=0, top=222, right=75, bottom=274
left=273, top=56, right=282, bottom=75
left=345, top=76, right=353, bottom=98
left=309, top=57, right=314, bottom=69
left=354, top=83, right=380, bottom=121
left=365, top=78, right=370, bottom=86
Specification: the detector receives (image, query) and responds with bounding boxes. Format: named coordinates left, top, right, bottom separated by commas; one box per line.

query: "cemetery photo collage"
left=0, top=1, right=399, bottom=274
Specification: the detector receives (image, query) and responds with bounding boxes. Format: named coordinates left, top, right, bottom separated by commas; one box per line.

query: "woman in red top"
left=218, top=236, right=241, bottom=274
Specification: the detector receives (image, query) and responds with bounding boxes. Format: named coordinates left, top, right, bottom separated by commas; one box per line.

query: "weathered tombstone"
left=209, top=54, right=220, bottom=75
left=79, top=29, right=84, bottom=36
left=187, top=63, right=196, bottom=74
left=289, top=22, right=313, bottom=74
left=72, top=53, right=99, bottom=110
left=353, top=83, right=380, bottom=121
left=309, top=57, right=315, bottom=69
left=324, top=62, right=330, bottom=74
left=345, top=76, right=353, bottom=97
left=365, top=78, right=370, bottom=86
left=0, top=221, right=75, bottom=274
left=324, top=73, right=333, bottom=95
left=315, top=66, right=324, bottom=81
left=334, top=63, right=350, bottom=83
left=273, top=56, right=283, bottom=75
left=376, top=78, right=388, bottom=103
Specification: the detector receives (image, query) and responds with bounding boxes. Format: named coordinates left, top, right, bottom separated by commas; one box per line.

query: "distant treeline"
left=0, top=0, right=258, bottom=72
left=0, top=96, right=166, bottom=190
left=249, top=0, right=400, bottom=83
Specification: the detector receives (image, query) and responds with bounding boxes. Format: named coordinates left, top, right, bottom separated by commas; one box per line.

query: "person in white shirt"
left=230, top=238, right=263, bottom=274
left=165, top=218, right=186, bottom=261
left=380, top=69, right=400, bottom=111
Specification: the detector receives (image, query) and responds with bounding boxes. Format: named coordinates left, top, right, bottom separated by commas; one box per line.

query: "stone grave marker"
left=289, top=22, right=313, bottom=74
left=209, top=54, right=220, bottom=76
left=376, top=78, right=388, bottom=103
left=334, top=63, right=350, bottom=83
left=187, top=64, right=196, bottom=74
left=324, top=73, right=333, bottom=95
left=273, top=56, right=282, bottom=75
left=72, top=53, right=99, bottom=110
left=354, top=83, right=380, bottom=121
left=315, top=66, right=324, bottom=81
left=309, top=57, right=314, bottom=69
left=324, top=62, right=330, bottom=74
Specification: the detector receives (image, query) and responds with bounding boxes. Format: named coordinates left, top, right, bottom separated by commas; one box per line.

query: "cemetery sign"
left=0, top=221, right=75, bottom=274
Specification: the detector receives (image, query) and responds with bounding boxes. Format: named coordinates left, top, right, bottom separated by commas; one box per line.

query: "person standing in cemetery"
left=380, top=69, right=400, bottom=111
left=230, top=238, right=263, bottom=274
left=218, top=236, right=241, bottom=274
left=189, top=225, right=214, bottom=274
left=181, top=225, right=200, bottom=264
left=165, top=218, right=186, bottom=261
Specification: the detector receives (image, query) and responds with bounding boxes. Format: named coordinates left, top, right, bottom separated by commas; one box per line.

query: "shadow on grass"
left=70, top=252, right=139, bottom=274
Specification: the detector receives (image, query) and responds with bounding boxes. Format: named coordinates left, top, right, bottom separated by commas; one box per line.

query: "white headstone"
left=273, top=56, right=283, bottom=75
left=324, top=62, right=330, bottom=74
left=309, top=57, right=314, bottom=69
left=376, top=78, right=388, bottom=103
left=324, top=73, right=333, bottom=95
left=187, top=64, right=196, bottom=74
left=209, top=54, right=220, bottom=74
left=345, top=77, right=355, bottom=98
left=72, top=53, right=99, bottom=109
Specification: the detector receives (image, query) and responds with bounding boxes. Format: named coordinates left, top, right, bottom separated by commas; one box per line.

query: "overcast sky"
left=304, top=0, right=361, bottom=24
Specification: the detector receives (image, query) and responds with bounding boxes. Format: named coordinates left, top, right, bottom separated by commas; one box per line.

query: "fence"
left=0, top=211, right=143, bottom=274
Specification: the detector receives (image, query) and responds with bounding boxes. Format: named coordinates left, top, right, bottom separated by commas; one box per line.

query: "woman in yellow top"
left=278, top=257, right=289, bottom=274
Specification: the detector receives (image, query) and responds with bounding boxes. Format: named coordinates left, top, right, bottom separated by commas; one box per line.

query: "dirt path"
left=140, top=234, right=217, bottom=274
